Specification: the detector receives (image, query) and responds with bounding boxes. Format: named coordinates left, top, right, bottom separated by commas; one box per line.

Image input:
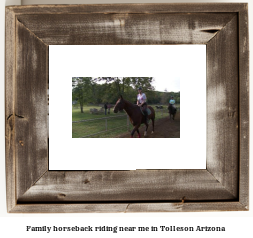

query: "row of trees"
left=72, top=77, right=180, bottom=113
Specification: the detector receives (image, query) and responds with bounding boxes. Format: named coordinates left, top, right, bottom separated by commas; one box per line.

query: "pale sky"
left=152, top=76, right=180, bottom=92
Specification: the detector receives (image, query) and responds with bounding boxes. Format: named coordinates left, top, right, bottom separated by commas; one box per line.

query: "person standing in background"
left=107, top=103, right=111, bottom=114
left=104, top=102, right=108, bottom=115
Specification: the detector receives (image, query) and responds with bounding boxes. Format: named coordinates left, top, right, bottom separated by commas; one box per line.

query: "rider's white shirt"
left=137, top=93, right=147, bottom=104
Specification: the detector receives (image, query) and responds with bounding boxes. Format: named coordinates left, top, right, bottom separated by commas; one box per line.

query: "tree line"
left=72, top=77, right=180, bottom=113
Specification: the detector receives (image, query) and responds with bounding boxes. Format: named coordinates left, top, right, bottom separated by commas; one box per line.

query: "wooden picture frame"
left=5, top=3, right=249, bottom=213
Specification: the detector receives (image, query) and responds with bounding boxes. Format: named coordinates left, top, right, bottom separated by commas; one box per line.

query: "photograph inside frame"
left=72, top=77, right=180, bottom=138
left=49, top=45, right=206, bottom=170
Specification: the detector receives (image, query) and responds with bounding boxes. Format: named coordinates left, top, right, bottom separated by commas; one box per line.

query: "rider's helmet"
left=138, top=87, right=142, bottom=91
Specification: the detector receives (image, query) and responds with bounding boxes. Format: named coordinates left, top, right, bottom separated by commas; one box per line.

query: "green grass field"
left=72, top=104, right=179, bottom=138
left=72, top=105, right=119, bottom=121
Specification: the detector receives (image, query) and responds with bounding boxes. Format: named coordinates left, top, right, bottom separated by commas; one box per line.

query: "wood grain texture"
left=125, top=202, right=247, bottom=213
left=238, top=4, right=249, bottom=208
left=18, top=170, right=237, bottom=203
left=206, top=16, right=239, bottom=198
left=5, top=3, right=249, bottom=213
left=5, top=7, right=17, bottom=212
left=7, top=3, right=246, bottom=15
left=16, top=13, right=235, bottom=45
left=10, top=202, right=247, bottom=213
left=15, top=20, right=48, bottom=200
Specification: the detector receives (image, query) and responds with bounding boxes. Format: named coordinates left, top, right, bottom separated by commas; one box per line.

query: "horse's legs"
left=144, top=123, right=148, bottom=137
left=131, top=125, right=140, bottom=138
left=131, top=128, right=136, bottom=138
left=136, top=129, right=141, bottom=138
left=173, top=111, right=176, bottom=120
left=151, top=118, right=154, bottom=134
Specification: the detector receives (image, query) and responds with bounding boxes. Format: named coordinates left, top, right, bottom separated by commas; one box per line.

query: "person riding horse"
left=137, top=87, right=149, bottom=124
left=114, top=95, right=155, bottom=137
left=168, top=96, right=177, bottom=120
left=169, top=96, right=176, bottom=110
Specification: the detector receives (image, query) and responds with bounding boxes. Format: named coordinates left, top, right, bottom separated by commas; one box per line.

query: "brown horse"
left=168, top=104, right=176, bottom=120
left=114, top=96, right=155, bottom=138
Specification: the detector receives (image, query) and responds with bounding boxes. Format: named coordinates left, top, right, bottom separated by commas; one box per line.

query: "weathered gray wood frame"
left=5, top=4, right=249, bottom=213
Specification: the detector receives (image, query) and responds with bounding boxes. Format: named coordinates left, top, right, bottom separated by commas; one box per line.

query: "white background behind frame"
left=49, top=45, right=206, bottom=170
left=1, top=0, right=252, bottom=232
